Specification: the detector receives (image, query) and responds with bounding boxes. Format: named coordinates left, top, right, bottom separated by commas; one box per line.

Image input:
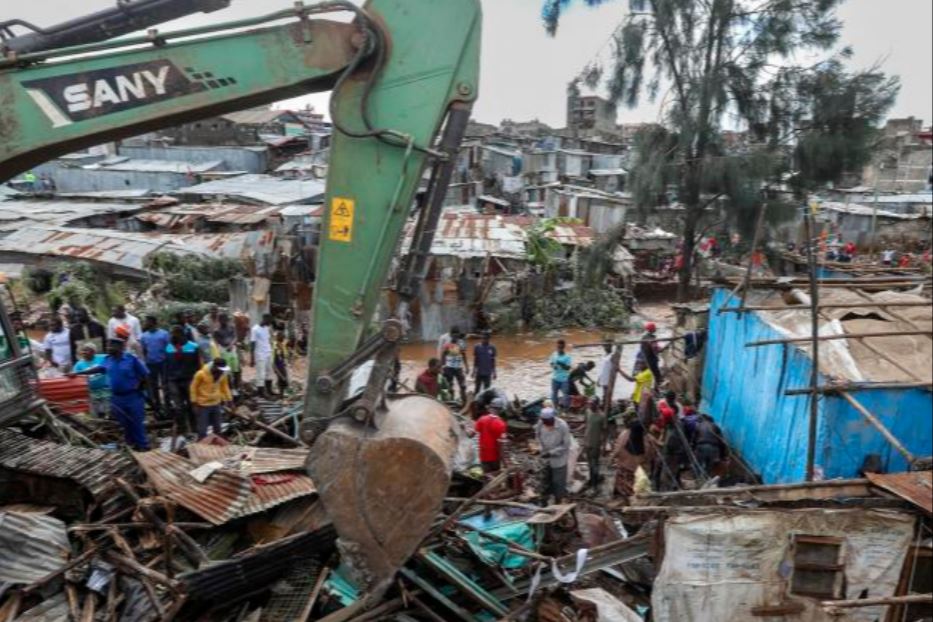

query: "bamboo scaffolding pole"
left=839, top=391, right=915, bottom=464
left=746, top=330, right=932, bottom=347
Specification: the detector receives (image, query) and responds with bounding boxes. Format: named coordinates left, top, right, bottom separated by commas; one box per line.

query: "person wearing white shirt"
left=43, top=317, right=73, bottom=370
left=107, top=305, right=143, bottom=355
left=250, top=313, right=275, bottom=397
left=597, top=340, right=622, bottom=405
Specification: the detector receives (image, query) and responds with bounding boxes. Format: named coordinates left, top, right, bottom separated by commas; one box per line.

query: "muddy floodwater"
left=398, top=327, right=646, bottom=402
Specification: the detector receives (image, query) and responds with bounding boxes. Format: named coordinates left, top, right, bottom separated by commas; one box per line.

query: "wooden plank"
left=746, top=330, right=932, bottom=347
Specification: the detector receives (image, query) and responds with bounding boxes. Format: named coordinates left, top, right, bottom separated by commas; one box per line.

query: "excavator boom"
left=0, top=0, right=482, bottom=597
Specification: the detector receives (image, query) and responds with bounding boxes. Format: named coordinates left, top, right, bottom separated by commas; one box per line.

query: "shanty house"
left=703, top=286, right=932, bottom=483
left=637, top=475, right=932, bottom=622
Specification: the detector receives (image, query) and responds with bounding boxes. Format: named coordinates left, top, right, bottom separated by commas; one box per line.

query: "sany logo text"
left=62, top=66, right=170, bottom=113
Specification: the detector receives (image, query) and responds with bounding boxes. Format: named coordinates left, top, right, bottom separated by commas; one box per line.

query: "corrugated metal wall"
left=119, top=145, right=268, bottom=173
left=702, top=288, right=932, bottom=483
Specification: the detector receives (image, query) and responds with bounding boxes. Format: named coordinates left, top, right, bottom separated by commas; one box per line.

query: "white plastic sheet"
left=652, top=509, right=915, bottom=622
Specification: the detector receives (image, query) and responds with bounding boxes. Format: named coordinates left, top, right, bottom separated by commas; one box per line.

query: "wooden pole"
left=839, top=391, right=915, bottom=464
left=228, top=409, right=307, bottom=447
left=736, top=202, right=769, bottom=314
left=115, top=479, right=208, bottom=567
left=746, top=330, right=932, bottom=347
left=785, top=381, right=933, bottom=396
left=719, top=301, right=932, bottom=313
left=822, top=594, right=932, bottom=609
left=804, top=212, right=820, bottom=483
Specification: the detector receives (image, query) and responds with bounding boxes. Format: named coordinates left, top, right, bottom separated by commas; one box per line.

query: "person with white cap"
left=535, top=407, right=571, bottom=505
left=189, top=357, right=233, bottom=440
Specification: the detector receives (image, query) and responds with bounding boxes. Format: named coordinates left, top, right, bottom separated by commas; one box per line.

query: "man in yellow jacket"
left=190, top=358, right=233, bottom=440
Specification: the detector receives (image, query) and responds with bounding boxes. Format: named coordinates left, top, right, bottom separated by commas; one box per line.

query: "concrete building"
left=863, top=117, right=933, bottom=193
left=160, top=109, right=304, bottom=147
left=566, top=83, right=617, bottom=136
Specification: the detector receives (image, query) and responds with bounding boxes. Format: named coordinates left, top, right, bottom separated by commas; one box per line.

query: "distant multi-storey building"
left=566, top=83, right=618, bottom=136
left=863, top=117, right=933, bottom=192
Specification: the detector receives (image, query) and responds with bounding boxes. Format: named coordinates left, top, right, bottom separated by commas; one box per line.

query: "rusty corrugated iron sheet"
left=0, top=510, right=70, bottom=584
left=133, top=450, right=251, bottom=525
left=34, top=376, right=90, bottom=415
left=0, top=429, right=137, bottom=514
left=243, top=473, right=317, bottom=517
left=186, top=444, right=310, bottom=474
left=866, top=471, right=933, bottom=515
left=133, top=451, right=315, bottom=525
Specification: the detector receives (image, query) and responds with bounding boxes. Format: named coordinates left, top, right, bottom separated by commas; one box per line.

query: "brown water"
left=399, top=327, right=645, bottom=402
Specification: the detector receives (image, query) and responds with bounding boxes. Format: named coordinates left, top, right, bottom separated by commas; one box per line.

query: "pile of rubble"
left=0, top=394, right=658, bottom=622
left=2, top=389, right=930, bottom=621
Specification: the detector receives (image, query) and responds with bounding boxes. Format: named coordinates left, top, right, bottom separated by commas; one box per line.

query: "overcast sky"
left=10, top=0, right=932, bottom=127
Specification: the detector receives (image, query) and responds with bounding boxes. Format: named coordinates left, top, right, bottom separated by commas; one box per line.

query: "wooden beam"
left=746, top=330, right=932, bottom=347
left=719, top=301, right=932, bottom=313
left=803, top=212, right=820, bottom=483
left=839, top=391, right=915, bottom=464
left=822, top=594, right=932, bottom=609
left=785, top=382, right=933, bottom=396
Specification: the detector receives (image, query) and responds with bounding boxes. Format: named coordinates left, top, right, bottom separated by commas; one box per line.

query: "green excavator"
left=0, top=0, right=481, bottom=598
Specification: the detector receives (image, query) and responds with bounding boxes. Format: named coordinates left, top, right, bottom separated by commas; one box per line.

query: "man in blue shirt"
left=139, top=315, right=170, bottom=418
left=549, top=339, right=572, bottom=410
left=73, top=336, right=150, bottom=450
left=472, top=331, right=497, bottom=394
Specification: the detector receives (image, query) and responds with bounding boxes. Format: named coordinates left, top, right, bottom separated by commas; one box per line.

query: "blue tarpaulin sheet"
left=702, top=288, right=932, bottom=483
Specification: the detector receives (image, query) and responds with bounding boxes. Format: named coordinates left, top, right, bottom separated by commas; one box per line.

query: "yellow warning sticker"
left=329, top=197, right=355, bottom=243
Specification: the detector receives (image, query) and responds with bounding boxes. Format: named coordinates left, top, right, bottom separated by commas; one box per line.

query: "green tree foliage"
left=545, top=0, right=899, bottom=299
left=145, top=253, right=245, bottom=304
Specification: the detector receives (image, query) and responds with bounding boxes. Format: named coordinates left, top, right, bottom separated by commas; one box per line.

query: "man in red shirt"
left=475, top=399, right=508, bottom=473
left=415, top=358, right=442, bottom=398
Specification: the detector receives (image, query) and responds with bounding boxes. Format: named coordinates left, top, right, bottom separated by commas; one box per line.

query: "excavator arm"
left=0, top=0, right=481, bottom=597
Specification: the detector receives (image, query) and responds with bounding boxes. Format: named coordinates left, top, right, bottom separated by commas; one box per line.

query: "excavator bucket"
left=306, top=395, right=459, bottom=591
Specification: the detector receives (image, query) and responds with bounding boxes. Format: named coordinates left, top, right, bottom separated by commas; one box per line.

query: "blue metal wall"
left=702, top=288, right=932, bottom=483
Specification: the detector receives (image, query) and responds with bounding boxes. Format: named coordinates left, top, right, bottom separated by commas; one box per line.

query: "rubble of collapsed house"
left=1, top=375, right=930, bottom=622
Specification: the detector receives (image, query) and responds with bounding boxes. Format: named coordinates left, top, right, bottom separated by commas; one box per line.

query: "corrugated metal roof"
left=402, top=212, right=595, bottom=259
left=133, top=451, right=315, bottom=525
left=0, top=225, right=200, bottom=273
left=0, top=428, right=137, bottom=513
left=866, top=471, right=933, bottom=515
left=84, top=159, right=222, bottom=174
left=0, top=200, right=150, bottom=231
left=186, top=444, right=310, bottom=474
left=180, top=527, right=335, bottom=604
left=820, top=201, right=916, bottom=220
left=137, top=204, right=283, bottom=227
left=176, top=175, right=326, bottom=206
left=221, top=110, right=297, bottom=125
left=133, top=450, right=251, bottom=525
left=0, top=225, right=271, bottom=272
left=0, top=511, right=70, bottom=584
left=589, top=168, right=627, bottom=176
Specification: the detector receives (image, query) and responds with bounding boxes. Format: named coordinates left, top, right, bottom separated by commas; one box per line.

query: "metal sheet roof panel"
left=176, top=175, right=326, bottom=206
left=0, top=429, right=137, bottom=514
left=866, top=471, right=933, bottom=515
left=186, top=444, right=310, bottom=474
left=133, top=450, right=252, bottom=525
left=0, top=511, right=70, bottom=584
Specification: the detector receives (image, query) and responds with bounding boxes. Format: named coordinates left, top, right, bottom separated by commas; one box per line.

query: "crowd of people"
left=415, top=323, right=725, bottom=505
left=28, top=304, right=307, bottom=451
